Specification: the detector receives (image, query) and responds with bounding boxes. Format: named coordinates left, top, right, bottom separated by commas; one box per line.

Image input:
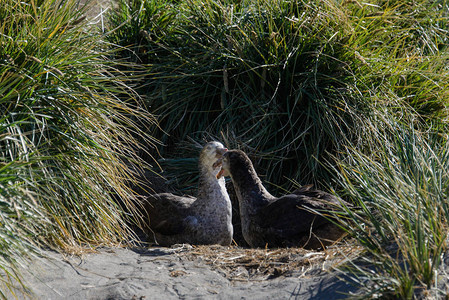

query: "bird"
left=218, top=149, right=346, bottom=249
left=141, top=141, right=233, bottom=246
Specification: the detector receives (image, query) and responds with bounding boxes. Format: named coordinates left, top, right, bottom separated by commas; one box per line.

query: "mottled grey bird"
left=142, top=142, right=233, bottom=246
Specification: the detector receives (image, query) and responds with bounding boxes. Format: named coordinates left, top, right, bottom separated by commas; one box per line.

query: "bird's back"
left=249, top=188, right=345, bottom=248
left=141, top=193, right=195, bottom=238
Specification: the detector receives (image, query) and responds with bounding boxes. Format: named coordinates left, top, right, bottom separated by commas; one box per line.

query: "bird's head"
left=216, top=149, right=252, bottom=179
left=199, top=141, right=228, bottom=174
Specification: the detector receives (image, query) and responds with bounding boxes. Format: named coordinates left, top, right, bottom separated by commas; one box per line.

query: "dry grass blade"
left=0, top=0, right=160, bottom=295
left=174, top=244, right=357, bottom=282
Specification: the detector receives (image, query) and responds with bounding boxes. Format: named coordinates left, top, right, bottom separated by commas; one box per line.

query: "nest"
left=169, top=244, right=356, bottom=282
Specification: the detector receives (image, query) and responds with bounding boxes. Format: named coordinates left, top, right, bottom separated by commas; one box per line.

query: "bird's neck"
left=197, top=165, right=228, bottom=201
left=231, top=165, right=274, bottom=207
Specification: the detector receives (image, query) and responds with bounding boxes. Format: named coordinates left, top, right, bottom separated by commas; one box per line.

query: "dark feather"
left=223, top=149, right=347, bottom=249
left=143, top=193, right=195, bottom=236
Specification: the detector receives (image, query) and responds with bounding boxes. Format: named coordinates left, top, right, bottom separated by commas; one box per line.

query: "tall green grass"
left=0, top=0, right=157, bottom=296
left=107, top=0, right=356, bottom=191
left=332, top=113, right=449, bottom=298
left=107, top=0, right=449, bottom=193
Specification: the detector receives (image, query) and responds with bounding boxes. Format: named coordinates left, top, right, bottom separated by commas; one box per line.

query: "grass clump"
left=108, top=0, right=369, bottom=191
left=332, top=113, right=449, bottom=298
left=108, top=0, right=449, bottom=193
left=0, top=0, right=157, bottom=295
left=343, top=0, right=449, bottom=121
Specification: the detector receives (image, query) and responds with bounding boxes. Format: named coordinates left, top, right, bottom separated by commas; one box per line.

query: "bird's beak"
left=214, top=147, right=228, bottom=178
left=212, top=159, right=222, bottom=168
left=216, top=168, right=225, bottom=179
left=216, top=147, right=228, bottom=156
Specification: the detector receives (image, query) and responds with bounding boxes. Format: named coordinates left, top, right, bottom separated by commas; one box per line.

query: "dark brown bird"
left=141, top=142, right=233, bottom=246
left=219, top=149, right=346, bottom=249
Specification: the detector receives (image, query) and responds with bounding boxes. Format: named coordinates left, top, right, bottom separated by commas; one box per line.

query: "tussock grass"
left=108, top=0, right=368, bottom=191
left=0, top=0, right=158, bottom=296
left=332, top=113, right=449, bottom=298
left=108, top=0, right=449, bottom=193
left=107, top=0, right=449, bottom=298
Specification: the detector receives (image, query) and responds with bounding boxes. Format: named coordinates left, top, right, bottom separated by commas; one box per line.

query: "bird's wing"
left=292, top=187, right=339, bottom=204
left=142, top=193, right=196, bottom=236
left=254, top=194, right=338, bottom=240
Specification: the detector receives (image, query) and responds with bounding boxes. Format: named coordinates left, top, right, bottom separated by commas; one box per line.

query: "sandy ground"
left=9, top=245, right=360, bottom=299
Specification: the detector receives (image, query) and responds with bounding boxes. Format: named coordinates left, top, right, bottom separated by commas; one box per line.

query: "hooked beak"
left=216, top=168, right=225, bottom=179
left=216, top=151, right=229, bottom=179
left=213, top=147, right=228, bottom=169
left=215, top=147, right=228, bottom=157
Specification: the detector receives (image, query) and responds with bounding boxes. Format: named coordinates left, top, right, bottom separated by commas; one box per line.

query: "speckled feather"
left=143, top=142, right=233, bottom=246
